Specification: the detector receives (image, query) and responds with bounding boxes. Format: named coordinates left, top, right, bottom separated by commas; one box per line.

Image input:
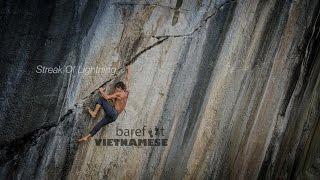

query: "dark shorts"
left=89, top=98, right=118, bottom=136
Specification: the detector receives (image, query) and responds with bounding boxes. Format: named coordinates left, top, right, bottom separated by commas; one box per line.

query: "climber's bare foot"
left=87, top=107, right=97, bottom=118
left=77, top=135, right=91, bottom=143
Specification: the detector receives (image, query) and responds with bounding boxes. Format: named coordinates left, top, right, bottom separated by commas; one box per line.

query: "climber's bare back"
left=113, top=90, right=129, bottom=113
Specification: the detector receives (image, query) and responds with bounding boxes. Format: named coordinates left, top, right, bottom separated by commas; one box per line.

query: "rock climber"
left=77, top=66, right=130, bottom=142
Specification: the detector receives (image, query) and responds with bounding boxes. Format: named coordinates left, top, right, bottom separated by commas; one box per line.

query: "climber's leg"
left=96, top=97, right=118, bottom=119
left=77, top=116, right=114, bottom=142
left=87, top=98, right=109, bottom=118
left=89, top=116, right=114, bottom=136
left=78, top=98, right=118, bottom=143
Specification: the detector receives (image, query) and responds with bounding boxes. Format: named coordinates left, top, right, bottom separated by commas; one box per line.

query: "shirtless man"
left=77, top=66, right=130, bottom=142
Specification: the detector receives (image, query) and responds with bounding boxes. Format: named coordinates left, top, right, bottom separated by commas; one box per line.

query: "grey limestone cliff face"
left=0, top=0, right=319, bottom=179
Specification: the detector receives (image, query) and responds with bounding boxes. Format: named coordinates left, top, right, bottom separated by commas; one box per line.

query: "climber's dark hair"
left=115, top=81, right=126, bottom=91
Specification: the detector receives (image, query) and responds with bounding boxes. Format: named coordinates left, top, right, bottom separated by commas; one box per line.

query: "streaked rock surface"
left=0, top=0, right=319, bottom=179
